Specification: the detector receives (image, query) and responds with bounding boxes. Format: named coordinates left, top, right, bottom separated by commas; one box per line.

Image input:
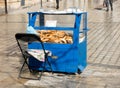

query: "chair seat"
left=27, top=49, right=52, bottom=62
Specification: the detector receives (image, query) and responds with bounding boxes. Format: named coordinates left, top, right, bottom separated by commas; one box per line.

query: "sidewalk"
left=0, top=0, right=120, bottom=88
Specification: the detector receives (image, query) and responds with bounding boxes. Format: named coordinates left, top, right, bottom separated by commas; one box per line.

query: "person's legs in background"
left=56, top=0, right=59, bottom=9
left=109, top=0, right=113, bottom=11
left=103, top=0, right=107, bottom=7
left=105, top=0, right=109, bottom=11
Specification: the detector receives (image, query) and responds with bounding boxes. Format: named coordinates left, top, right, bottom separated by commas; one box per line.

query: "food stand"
left=27, top=10, right=88, bottom=73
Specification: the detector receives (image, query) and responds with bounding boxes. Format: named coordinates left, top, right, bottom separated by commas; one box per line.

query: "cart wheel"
left=77, top=69, right=82, bottom=74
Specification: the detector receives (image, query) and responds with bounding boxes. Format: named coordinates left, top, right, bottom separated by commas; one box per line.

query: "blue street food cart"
left=27, top=10, right=88, bottom=73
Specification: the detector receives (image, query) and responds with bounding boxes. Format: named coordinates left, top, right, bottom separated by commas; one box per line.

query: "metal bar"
left=5, top=0, right=8, bottom=14
left=40, top=0, right=42, bottom=7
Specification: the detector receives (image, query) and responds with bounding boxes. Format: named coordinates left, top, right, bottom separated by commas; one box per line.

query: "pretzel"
left=37, top=30, right=73, bottom=44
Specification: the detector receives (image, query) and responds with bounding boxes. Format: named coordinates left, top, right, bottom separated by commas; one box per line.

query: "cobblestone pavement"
left=0, top=0, right=120, bottom=88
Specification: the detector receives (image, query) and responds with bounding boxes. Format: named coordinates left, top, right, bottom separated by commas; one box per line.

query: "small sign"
left=45, top=20, right=57, bottom=27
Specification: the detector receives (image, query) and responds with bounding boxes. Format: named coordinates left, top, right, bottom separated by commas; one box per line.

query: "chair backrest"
left=15, top=33, right=46, bottom=58
left=15, top=33, right=41, bottom=43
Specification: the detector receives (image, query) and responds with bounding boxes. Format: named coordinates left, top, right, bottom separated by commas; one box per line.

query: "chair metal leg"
left=38, top=69, right=44, bottom=80
left=38, top=53, right=53, bottom=80
left=24, top=59, right=33, bottom=73
left=46, top=57, right=53, bottom=73
left=18, top=61, right=26, bottom=78
left=38, top=59, right=46, bottom=80
left=18, top=58, right=33, bottom=78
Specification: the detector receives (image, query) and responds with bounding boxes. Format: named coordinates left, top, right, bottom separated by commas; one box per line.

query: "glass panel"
left=35, top=15, right=75, bottom=27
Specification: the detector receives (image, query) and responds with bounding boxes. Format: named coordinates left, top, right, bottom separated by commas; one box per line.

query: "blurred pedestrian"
left=103, top=0, right=113, bottom=11
left=103, top=0, right=107, bottom=7
left=56, top=0, right=59, bottom=9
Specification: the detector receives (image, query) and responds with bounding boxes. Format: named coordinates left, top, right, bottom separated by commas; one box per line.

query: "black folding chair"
left=15, top=33, right=52, bottom=80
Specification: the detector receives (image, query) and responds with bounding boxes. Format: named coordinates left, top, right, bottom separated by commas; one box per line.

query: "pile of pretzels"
left=37, top=30, right=73, bottom=44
